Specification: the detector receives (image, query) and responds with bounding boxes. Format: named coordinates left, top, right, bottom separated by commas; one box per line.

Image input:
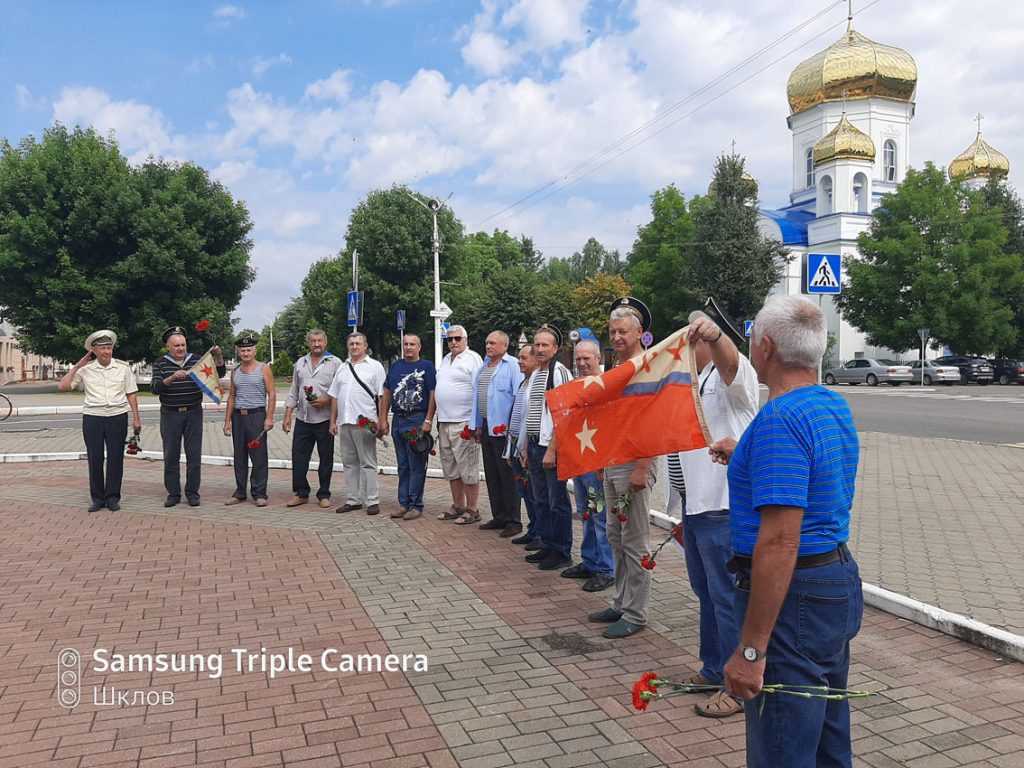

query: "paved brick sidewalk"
left=4, top=425, right=1024, bottom=638
left=0, top=461, right=1022, bottom=767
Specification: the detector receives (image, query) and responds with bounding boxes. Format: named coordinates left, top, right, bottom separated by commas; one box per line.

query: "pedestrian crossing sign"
left=806, top=253, right=841, bottom=294
left=346, top=290, right=359, bottom=326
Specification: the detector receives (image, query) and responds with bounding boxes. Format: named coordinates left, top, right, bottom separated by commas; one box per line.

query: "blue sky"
left=2, top=0, right=1021, bottom=334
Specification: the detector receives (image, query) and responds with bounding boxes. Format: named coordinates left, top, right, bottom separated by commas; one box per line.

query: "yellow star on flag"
left=582, top=375, right=605, bottom=389
left=576, top=419, right=598, bottom=454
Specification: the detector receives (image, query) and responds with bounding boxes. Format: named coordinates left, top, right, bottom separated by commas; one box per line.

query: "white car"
left=823, top=359, right=913, bottom=386
left=908, top=360, right=959, bottom=386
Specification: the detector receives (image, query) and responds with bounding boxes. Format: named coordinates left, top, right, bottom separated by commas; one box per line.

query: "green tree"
left=275, top=295, right=316, bottom=361
left=838, top=164, right=1019, bottom=354
left=270, top=350, right=294, bottom=378
left=626, top=184, right=699, bottom=339
left=0, top=125, right=254, bottom=362
left=572, top=273, right=632, bottom=343
left=690, top=154, right=790, bottom=322
left=979, top=177, right=1024, bottom=356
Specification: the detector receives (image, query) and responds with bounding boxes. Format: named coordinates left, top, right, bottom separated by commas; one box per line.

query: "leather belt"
left=162, top=404, right=201, bottom=413
left=727, top=543, right=848, bottom=573
left=239, top=407, right=265, bottom=416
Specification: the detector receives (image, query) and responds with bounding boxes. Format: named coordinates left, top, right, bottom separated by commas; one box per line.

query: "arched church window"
left=853, top=172, right=869, bottom=213
left=819, top=176, right=833, bottom=215
left=805, top=148, right=815, bottom=188
left=883, top=140, right=897, bottom=182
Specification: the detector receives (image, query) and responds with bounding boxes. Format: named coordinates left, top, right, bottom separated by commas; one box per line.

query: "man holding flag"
left=545, top=296, right=712, bottom=639
left=151, top=326, right=225, bottom=507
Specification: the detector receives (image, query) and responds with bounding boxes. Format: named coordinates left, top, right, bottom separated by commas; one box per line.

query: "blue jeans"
left=512, top=454, right=538, bottom=539
left=572, top=472, right=614, bottom=576
left=733, top=552, right=863, bottom=768
left=682, top=509, right=737, bottom=683
left=527, top=441, right=572, bottom=558
left=392, top=412, right=429, bottom=512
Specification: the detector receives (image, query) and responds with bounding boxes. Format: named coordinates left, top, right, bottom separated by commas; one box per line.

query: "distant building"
left=0, top=320, right=60, bottom=385
left=755, top=10, right=1010, bottom=362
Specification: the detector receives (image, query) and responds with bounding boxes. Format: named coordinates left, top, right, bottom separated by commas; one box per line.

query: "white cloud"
left=15, top=85, right=47, bottom=111
left=50, top=86, right=188, bottom=164
left=214, top=5, right=246, bottom=19
left=304, top=70, right=353, bottom=102
left=251, top=53, right=292, bottom=78
left=461, top=30, right=517, bottom=77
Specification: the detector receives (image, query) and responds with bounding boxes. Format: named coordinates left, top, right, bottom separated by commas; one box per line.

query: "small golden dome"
left=787, top=23, right=917, bottom=115
left=813, top=115, right=876, bottom=165
left=949, top=132, right=1009, bottom=181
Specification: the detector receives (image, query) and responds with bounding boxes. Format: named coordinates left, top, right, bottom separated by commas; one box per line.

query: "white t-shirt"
left=435, top=349, right=482, bottom=422
left=677, top=354, right=759, bottom=514
left=327, top=357, right=386, bottom=426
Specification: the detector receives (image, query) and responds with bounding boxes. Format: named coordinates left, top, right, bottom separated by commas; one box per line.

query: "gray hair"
left=609, top=307, right=642, bottom=328
left=448, top=325, right=467, bottom=339
left=751, top=295, right=826, bottom=370
left=487, top=330, right=509, bottom=346
left=306, top=328, right=327, bottom=341
left=574, top=339, right=601, bottom=358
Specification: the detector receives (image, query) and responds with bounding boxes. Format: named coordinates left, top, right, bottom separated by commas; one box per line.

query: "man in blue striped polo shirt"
left=712, top=295, right=862, bottom=768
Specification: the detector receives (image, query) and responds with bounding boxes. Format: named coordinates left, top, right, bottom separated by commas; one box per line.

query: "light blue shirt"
left=470, top=354, right=523, bottom=435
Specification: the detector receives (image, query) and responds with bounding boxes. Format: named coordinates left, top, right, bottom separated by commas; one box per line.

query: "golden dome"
left=813, top=115, right=876, bottom=165
left=949, top=132, right=1010, bottom=181
left=787, top=22, right=917, bottom=115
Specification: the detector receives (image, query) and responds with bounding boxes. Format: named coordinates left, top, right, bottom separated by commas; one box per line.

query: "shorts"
left=437, top=420, right=480, bottom=484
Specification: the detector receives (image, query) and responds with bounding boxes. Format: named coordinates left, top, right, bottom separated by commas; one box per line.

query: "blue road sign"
left=440, top=322, right=451, bottom=339
left=396, top=309, right=406, bottom=331
left=346, top=291, right=359, bottom=327
left=744, top=320, right=754, bottom=337
left=806, top=253, right=841, bottom=294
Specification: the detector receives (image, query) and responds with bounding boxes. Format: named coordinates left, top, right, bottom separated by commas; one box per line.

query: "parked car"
left=907, top=360, right=959, bottom=386
left=932, top=355, right=993, bottom=385
left=989, top=358, right=1024, bottom=385
left=823, top=359, right=914, bottom=386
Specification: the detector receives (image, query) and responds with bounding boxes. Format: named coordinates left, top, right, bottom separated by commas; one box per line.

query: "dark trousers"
left=480, top=420, right=519, bottom=525
left=231, top=410, right=268, bottom=500
left=160, top=408, right=203, bottom=502
left=292, top=419, right=334, bottom=500
left=82, top=413, right=128, bottom=507
left=527, top=441, right=573, bottom=558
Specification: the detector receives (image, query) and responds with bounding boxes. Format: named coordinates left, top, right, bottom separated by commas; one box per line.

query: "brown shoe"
left=402, top=508, right=422, bottom=520
left=390, top=508, right=408, bottom=519
left=255, top=498, right=268, bottom=508
left=687, top=673, right=717, bottom=687
left=318, top=499, right=331, bottom=509
left=694, top=691, right=743, bottom=719
left=286, top=496, right=308, bottom=508
left=225, top=497, right=244, bottom=506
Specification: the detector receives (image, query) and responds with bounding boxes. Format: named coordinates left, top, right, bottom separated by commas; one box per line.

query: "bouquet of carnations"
left=303, top=386, right=318, bottom=402
left=357, top=415, right=389, bottom=447
left=125, top=426, right=142, bottom=456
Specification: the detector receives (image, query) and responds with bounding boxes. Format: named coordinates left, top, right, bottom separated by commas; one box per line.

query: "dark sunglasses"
left=447, top=336, right=463, bottom=342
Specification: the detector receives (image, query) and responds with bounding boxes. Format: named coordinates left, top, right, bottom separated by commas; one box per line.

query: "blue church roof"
left=760, top=208, right=815, bottom=246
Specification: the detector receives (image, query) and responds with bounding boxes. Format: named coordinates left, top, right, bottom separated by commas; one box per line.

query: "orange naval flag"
left=546, top=327, right=711, bottom=480
left=187, top=349, right=225, bottom=405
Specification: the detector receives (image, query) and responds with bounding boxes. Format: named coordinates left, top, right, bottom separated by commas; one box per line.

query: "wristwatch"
left=741, top=645, right=765, bottom=662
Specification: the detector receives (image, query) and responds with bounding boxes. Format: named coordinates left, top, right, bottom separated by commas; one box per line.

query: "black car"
left=932, top=355, right=994, bottom=384
left=989, top=358, right=1024, bottom=385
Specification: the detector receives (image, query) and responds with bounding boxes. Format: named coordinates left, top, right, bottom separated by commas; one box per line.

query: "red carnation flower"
left=411, top=440, right=418, bottom=448
left=618, top=514, right=628, bottom=522
left=493, top=424, right=507, bottom=435
left=581, top=512, right=590, bottom=521
left=247, top=439, right=259, bottom=449
left=631, top=672, right=660, bottom=711
left=195, top=319, right=211, bottom=331
left=641, top=554, right=656, bottom=570
left=357, top=416, right=369, bottom=428
left=430, top=450, right=437, bottom=456
left=460, top=426, right=474, bottom=440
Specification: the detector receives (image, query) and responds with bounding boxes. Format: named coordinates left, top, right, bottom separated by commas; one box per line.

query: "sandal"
left=438, top=505, right=463, bottom=521
left=454, top=509, right=481, bottom=525
left=694, top=691, right=744, bottom=719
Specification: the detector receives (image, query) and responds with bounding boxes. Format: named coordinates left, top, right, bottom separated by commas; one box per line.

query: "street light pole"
left=260, top=312, right=279, bottom=365
left=406, top=191, right=447, bottom=367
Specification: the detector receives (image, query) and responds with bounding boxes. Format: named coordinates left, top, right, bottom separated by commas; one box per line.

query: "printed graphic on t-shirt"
left=393, top=369, right=427, bottom=412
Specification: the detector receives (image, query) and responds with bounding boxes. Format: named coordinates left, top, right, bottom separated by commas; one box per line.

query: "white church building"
left=756, top=12, right=1010, bottom=363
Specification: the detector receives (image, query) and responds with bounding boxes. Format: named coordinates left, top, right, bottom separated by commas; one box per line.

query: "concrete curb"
left=4, top=451, right=1023, bottom=663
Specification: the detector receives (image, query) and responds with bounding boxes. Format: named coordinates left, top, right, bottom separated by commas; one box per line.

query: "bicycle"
left=0, top=391, right=11, bottom=421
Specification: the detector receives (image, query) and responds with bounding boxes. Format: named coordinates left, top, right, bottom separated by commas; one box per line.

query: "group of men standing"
left=61, top=291, right=863, bottom=767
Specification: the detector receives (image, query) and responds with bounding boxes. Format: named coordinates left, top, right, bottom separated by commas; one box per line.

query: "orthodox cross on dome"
left=975, top=112, right=984, bottom=136
left=841, top=89, right=849, bottom=115
left=730, top=139, right=737, bottom=155
left=846, top=0, right=854, bottom=30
